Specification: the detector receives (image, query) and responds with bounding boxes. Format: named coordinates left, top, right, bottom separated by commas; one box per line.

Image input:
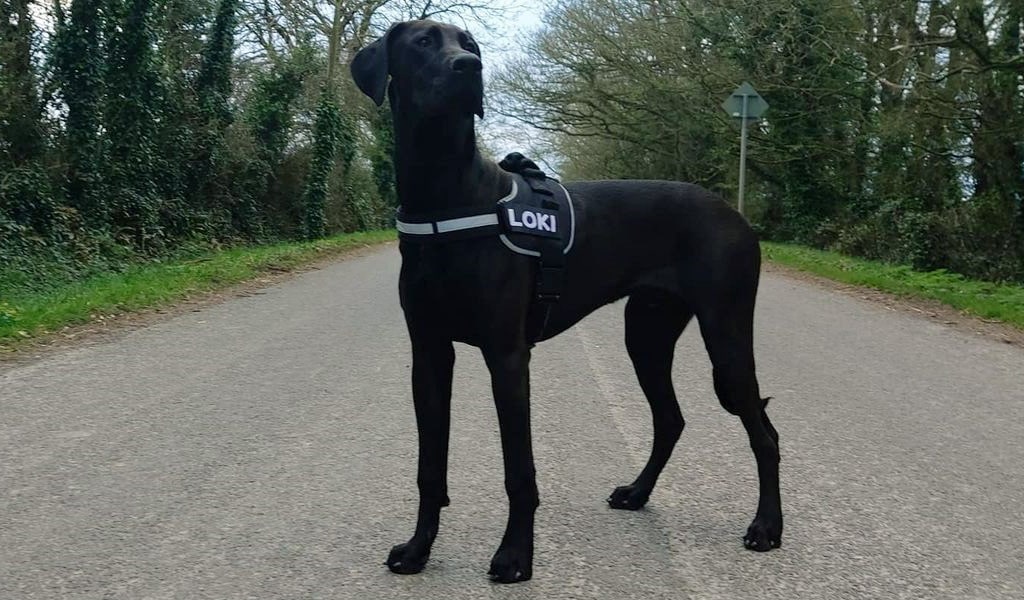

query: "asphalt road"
left=2, top=244, right=1022, bottom=599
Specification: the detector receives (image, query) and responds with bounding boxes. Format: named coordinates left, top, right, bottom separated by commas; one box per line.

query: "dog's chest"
left=399, top=241, right=531, bottom=344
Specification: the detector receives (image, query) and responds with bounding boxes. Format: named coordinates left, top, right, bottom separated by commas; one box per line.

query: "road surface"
left=2, top=244, right=1022, bottom=599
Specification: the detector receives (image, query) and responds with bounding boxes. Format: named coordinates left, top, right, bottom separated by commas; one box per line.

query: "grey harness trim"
left=395, top=181, right=517, bottom=239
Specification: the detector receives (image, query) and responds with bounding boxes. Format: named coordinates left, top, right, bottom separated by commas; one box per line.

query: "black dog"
left=350, top=19, right=782, bottom=583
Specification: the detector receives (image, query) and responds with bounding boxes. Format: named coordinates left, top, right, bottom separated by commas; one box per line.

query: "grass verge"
left=4, top=234, right=1018, bottom=347
left=761, top=242, right=1024, bottom=330
left=0, top=230, right=396, bottom=346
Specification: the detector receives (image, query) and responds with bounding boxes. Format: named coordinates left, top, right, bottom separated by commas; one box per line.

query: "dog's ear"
left=467, top=32, right=484, bottom=118
left=350, top=23, right=405, bottom=106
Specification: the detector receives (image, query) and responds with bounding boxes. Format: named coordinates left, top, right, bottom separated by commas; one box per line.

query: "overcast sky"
left=466, top=1, right=555, bottom=169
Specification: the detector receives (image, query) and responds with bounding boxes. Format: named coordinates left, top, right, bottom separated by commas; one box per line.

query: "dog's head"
left=350, top=20, right=484, bottom=119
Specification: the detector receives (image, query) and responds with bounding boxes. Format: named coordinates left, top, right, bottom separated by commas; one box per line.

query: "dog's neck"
left=392, top=110, right=510, bottom=215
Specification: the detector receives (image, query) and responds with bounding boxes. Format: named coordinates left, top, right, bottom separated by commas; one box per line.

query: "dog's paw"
left=386, top=541, right=430, bottom=574
left=488, top=544, right=533, bottom=584
left=607, top=484, right=651, bottom=510
left=743, top=514, right=783, bottom=552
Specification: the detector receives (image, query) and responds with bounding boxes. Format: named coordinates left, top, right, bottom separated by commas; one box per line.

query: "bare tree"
left=238, top=0, right=506, bottom=69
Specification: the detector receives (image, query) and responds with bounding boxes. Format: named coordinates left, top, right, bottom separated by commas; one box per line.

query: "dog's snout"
left=451, top=53, right=482, bottom=74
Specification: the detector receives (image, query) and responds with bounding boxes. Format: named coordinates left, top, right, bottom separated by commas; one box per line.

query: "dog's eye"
left=416, top=36, right=432, bottom=47
left=464, top=42, right=478, bottom=53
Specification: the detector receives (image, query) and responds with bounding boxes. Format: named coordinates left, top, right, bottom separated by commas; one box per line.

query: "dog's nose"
left=452, top=53, right=482, bottom=74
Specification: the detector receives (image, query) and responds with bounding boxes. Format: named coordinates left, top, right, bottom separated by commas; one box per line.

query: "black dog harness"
left=395, top=157, right=576, bottom=341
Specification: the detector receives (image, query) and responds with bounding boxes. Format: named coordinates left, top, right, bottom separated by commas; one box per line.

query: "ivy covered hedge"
left=1, top=0, right=396, bottom=296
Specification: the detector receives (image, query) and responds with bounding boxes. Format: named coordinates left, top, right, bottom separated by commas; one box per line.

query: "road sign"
left=722, top=82, right=768, bottom=120
left=721, top=82, right=768, bottom=216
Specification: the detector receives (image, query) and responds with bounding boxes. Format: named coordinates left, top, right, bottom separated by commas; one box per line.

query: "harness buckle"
left=536, top=266, right=563, bottom=302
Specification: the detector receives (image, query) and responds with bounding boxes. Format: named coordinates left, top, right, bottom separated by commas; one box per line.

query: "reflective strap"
left=396, top=220, right=434, bottom=235
left=436, top=213, right=499, bottom=233
left=397, top=214, right=499, bottom=236
left=397, top=180, right=517, bottom=238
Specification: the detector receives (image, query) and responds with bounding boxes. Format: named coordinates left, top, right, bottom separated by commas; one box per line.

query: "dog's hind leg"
left=698, top=302, right=783, bottom=552
left=386, top=337, right=455, bottom=575
left=608, top=294, right=693, bottom=511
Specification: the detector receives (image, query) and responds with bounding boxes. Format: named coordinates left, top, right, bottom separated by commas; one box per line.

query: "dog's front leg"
left=387, top=337, right=455, bottom=575
left=483, top=345, right=537, bottom=583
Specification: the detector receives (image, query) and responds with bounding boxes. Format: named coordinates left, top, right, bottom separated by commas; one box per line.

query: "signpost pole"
left=722, top=82, right=767, bottom=219
left=738, top=94, right=749, bottom=217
